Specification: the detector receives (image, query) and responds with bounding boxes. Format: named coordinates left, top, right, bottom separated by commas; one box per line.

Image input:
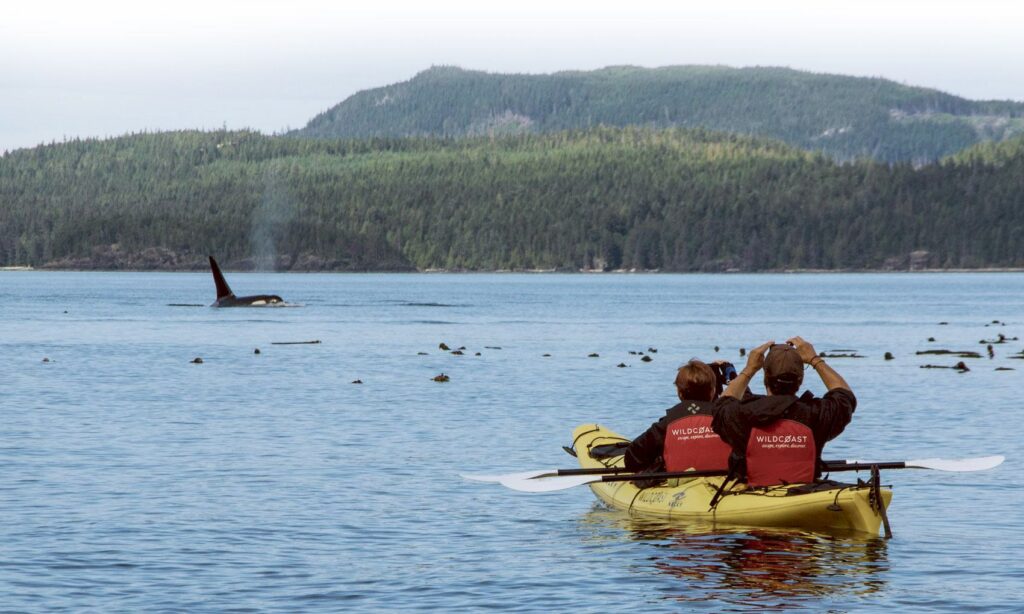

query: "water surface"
left=1, top=272, right=1021, bottom=611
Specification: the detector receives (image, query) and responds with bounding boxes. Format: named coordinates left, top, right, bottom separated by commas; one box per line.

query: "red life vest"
left=663, top=414, right=731, bottom=472
left=745, top=419, right=816, bottom=487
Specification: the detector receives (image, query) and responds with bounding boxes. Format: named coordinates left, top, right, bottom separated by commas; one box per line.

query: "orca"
left=208, top=256, right=285, bottom=307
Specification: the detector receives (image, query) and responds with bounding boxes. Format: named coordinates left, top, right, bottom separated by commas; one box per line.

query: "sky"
left=2, top=0, right=1023, bottom=152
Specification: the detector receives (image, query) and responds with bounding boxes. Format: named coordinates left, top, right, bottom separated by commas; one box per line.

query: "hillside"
left=1, top=127, right=1022, bottom=272
left=293, top=65, right=1024, bottom=163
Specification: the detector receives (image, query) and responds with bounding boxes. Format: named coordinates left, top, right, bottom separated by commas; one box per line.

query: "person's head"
left=764, top=343, right=803, bottom=395
left=675, top=359, right=717, bottom=401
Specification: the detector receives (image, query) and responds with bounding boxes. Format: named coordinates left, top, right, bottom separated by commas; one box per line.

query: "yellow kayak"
left=573, top=423, right=892, bottom=536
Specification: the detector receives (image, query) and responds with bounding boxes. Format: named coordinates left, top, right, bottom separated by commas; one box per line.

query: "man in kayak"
left=623, top=359, right=738, bottom=474
left=711, top=337, right=855, bottom=487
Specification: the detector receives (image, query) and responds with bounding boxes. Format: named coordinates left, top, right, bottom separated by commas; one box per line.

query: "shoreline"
left=4, top=266, right=1024, bottom=274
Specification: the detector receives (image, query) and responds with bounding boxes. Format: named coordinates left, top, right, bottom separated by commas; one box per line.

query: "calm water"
left=1, top=272, right=1022, bottom=611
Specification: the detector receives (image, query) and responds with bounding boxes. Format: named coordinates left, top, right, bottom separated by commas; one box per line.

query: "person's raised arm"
left=722, top=341, right=773, bottom=399
left=788, top=336, right=851, bottom=392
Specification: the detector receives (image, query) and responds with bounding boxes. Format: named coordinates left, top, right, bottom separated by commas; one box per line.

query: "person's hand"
left=744, top=341, right=773, bottom=373
left=787, top=336, right=818, bottom=364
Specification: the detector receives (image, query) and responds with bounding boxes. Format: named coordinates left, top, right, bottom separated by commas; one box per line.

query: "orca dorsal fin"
left=208, top=256, right=234, bottom=300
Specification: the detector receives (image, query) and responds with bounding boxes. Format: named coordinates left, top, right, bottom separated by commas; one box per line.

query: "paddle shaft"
left=545, top=458, right=861, bottom=478
left=590, top=461, right=907, bottom=484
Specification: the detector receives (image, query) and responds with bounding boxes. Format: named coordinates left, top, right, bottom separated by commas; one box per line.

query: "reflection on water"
left=579, top=506, right=888, bottom=608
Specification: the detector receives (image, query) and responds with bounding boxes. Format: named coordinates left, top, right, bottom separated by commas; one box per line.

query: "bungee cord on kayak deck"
left=568, top=426, right=602, bottom=455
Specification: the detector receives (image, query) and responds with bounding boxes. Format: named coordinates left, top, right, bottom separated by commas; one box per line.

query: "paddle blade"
left=460, top=469, right=556, bottom=483
left=839, top=455, right=1006, bottom=472
left=905, top=455, right=1005, bottom=472
left=499, top=474, right=601, bottom=493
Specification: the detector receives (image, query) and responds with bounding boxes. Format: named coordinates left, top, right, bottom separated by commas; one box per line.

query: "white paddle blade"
left=460, top=469, right=556, bottom=483
left=841, top=455, right=1006, bottom=472
left=905, top=455, right=1005, bottom=472
left=499, top=474, right=601, bottom=493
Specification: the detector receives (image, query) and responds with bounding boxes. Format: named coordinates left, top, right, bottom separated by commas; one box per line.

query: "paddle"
left=468, top=455, right=1005, bottom=493
left=460, top=455, right=1003, bottom=484
left=461, top=467, right=627, bottom=482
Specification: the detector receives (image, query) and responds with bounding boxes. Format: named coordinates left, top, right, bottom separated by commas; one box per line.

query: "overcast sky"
left=2, top=0, right=1023, bottom=152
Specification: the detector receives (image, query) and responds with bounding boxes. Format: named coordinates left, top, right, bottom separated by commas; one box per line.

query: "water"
left=1, top=272, right=1022, bottom=611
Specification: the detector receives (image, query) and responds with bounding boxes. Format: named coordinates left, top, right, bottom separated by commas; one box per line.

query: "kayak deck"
left=573, top=423, right=892, bottom=536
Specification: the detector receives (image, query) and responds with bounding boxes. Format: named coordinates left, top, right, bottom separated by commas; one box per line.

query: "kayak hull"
left=573, top=423, right=892, bottom=536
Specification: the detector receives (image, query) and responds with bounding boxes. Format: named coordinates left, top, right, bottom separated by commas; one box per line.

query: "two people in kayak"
left=624, top=337, right=855, bottom=487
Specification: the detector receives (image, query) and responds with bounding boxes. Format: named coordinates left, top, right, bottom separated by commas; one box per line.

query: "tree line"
left=1, top=127, right=1022, bottom=271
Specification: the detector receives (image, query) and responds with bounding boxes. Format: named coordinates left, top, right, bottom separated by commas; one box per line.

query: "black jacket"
left=624, top=400, right=716, bottom=472
left=711, top=388, right=856, bottom=480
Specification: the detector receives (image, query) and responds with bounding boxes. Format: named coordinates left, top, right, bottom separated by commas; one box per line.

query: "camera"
left=710, top=361, right=738, bottom=396
left=711, top=361, right=737, bottom=384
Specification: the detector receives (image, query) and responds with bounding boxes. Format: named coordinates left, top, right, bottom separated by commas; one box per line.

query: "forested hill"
left=293, top=65, right=1024, bottom=163
left=2, top=127, right=1022, bottom=272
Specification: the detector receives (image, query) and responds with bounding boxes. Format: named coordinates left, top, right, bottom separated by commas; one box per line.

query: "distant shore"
left=4, top=265, right=1024, bottom=274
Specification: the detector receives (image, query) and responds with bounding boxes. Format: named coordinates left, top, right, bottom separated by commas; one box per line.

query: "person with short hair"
left=623, top=359, right=737, bottom=474
left=711, top=337, right=855, bottom=486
